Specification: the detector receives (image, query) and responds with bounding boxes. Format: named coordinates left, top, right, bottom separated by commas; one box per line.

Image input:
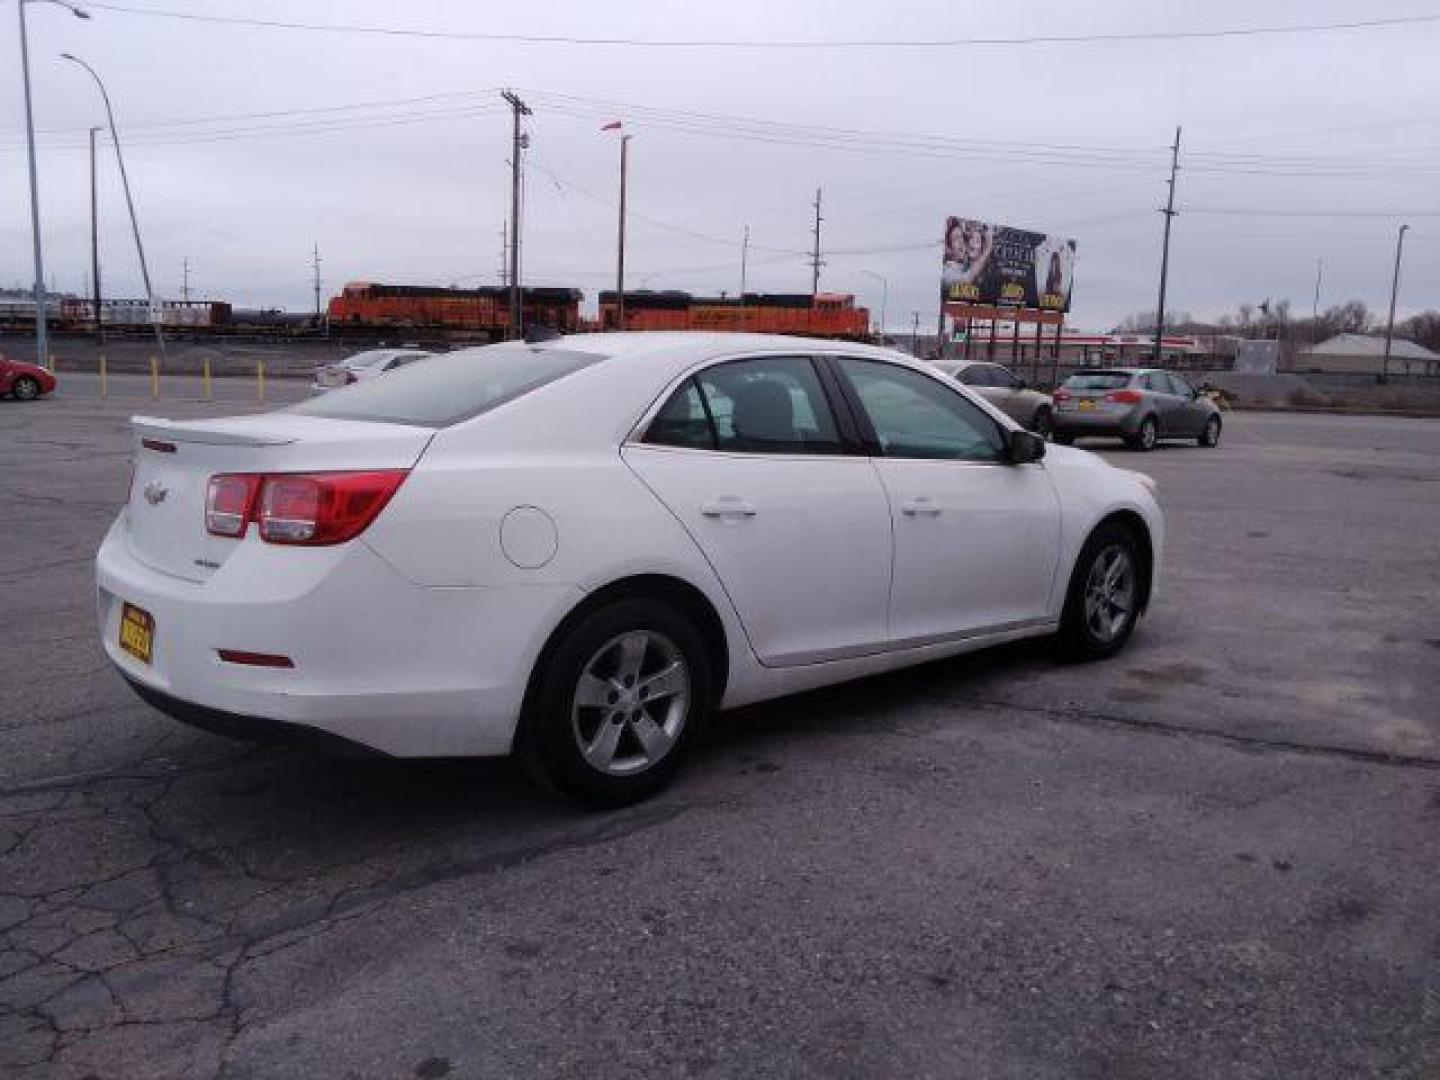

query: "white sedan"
left=310, top=347, right=432, bottom=392
left=97, top=333, right=1162, bottom=805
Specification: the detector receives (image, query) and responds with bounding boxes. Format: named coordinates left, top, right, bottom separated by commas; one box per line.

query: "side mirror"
left=1015, top=379, right=1029, bottom=390
left=1008, top=429, right=1047, bottom=464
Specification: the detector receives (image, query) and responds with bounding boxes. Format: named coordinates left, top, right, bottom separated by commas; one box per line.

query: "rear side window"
left=1062, top=371, right=1132, bottom=391
left=644, top=355, right=843, bottom=455
left=956, top=366, right=988, bottom=387
left=291, top=344, right=602, bottom=427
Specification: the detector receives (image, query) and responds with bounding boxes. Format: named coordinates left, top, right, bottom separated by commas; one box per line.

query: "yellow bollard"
left=48, top=353, right=56, bottom=374
left=99, top=354, right=107, bottom=400
left=150, top=356, right=159, bottom=400
left=202, top=357, right=212, bottom=402
left=257, top=360, right=266, bottom=405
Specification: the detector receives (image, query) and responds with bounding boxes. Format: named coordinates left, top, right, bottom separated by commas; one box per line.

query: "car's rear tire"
left=519, top=597, right=713, bottom=807
left=1126, top=416, right=1158, bottom=452
left=1052, top=432, right=1074, bottom=445
left=1056, top=522, right=1145, bottom=661
left=1198, top=415, right=1221, bottom=448
left=11, top=376, right=40, bottom=402
left=1031, top=405, right=1053, bottom=438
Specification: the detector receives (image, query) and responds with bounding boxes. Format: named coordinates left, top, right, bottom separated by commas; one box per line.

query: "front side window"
left=1167, top=373, right=1195, bottom=397
left=835, top=357, right=1006, bottom=462
left=992, top=365, right=1021, bottom=389
left=645, top=355, right=843, bottom=455
left=956, top=365, right=988, bottom=387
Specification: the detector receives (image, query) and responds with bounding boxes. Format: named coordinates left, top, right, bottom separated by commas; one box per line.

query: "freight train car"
left=597, top=290, right=870, bottom=339
left=57, top=298, right=233, bottom=329
left=328, top=283, right=584, bottom=337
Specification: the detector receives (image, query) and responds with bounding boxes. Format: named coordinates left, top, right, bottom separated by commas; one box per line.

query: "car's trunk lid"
left=125, top=413, right=434, bottom=582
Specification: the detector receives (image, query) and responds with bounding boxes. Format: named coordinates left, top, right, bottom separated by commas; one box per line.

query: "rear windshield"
left=1062, top=371, right=1133, bottom=391
left=291, top=343, right=604, bottom=427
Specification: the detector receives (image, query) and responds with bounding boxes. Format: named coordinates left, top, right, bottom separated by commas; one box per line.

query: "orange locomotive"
left=328, top=283, right=584, bottom=338
left=598, top=291, right=870, bottom=339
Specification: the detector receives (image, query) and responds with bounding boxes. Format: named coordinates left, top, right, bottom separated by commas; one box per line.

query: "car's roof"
left=453, top=332, right=915, bottom=379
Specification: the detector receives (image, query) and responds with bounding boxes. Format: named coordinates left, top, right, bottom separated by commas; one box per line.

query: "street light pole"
left=1381, top=223, right=1409, bottom=384
left=616, top=133, right=631, bottom=329
left=17, top=0, right=90, bottom=368
left=63, top=51, right=166, bottom=360
left=89, top=125, right=102, bottom=343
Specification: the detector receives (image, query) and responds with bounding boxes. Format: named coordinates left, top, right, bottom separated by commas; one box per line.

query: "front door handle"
left=900, top=497, right=942, bottom=516
left=701, top=497, right=757, bottom=519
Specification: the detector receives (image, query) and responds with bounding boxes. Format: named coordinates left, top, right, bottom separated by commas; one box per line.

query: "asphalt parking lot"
left=3, top=377, right=1438, bottom=1079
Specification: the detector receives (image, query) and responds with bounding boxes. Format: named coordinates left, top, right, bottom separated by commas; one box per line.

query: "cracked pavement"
left=2, top=381, right=1438, bottom=1078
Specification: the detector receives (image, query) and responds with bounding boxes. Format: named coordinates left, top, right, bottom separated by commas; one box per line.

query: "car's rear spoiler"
left=131, top=416, right=297, bottom=448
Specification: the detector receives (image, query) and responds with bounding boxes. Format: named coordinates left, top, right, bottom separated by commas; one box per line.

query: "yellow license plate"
left=119, top=602, right=154, bottom=665
left=1078, top=400, right=1096, bottom=410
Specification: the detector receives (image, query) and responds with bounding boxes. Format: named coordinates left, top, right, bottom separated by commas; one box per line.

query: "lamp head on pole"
left=26, top=0, right=91, bottom=17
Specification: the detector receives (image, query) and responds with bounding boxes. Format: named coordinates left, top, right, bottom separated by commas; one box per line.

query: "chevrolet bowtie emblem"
left=143, top=481, right=168, bottom=506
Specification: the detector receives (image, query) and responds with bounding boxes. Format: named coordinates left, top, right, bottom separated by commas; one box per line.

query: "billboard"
left=942, top=217, right=1076, bottom=312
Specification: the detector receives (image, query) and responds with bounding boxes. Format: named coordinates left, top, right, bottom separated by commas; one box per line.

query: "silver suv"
left=1051, top=368, right=1221, bottom=451
left=932, top=360, right=1054, bottom=436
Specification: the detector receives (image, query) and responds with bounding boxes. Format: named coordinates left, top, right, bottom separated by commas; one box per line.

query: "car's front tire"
left=520, top=597, right=713, bottom=807
left=1057, top=521, right=1145, bottom=660
left=1198, top=415, right=1221, bottom=448
left=11, top=376, right=41, bottom=401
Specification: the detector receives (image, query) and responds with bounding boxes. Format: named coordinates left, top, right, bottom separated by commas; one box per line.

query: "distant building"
left=1297, top=333, right=1440, bottom=376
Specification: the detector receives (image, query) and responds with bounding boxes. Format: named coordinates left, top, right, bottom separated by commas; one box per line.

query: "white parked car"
left=310, top=348, right=432, bottom=392
left=97, top=333, right=1162, bottom=805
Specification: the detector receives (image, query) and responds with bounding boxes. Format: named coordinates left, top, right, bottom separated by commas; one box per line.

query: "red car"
left=0, top=352, right=57, bottom=401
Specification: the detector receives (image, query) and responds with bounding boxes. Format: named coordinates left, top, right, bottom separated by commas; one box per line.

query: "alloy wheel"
left=570, top=630, right=690, bottom=777
left=1083, top=545, right=1136, bottom=644
left=13, top=377, right=39, bottom=401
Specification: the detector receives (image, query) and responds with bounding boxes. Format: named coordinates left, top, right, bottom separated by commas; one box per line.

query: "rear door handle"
left=701, top=497, right=757, bottom=519
left=900, top=497, right=942, bottom=516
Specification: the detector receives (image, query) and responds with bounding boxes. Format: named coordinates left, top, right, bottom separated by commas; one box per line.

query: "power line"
left=85, top=3, right=1440, bottom=49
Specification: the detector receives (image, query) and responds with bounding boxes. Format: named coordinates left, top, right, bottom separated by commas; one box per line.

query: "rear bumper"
left=123, top=677, right=385, bottom=756
left=96, top=517, right=583, bottom=757
left=1051, top=408, right=1144, bottom=437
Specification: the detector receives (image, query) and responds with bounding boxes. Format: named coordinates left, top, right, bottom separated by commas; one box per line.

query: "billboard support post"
left=987, top=317, right=997, bottom=361
left=1032, top=320, right=1043, bottom=386
left=963, top=318, right=972, bottom=362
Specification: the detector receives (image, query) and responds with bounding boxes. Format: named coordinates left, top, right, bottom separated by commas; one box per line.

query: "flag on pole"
left=600, top=120, right=622, bottom=131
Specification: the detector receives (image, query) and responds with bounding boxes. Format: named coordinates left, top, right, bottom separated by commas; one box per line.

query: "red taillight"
left=1052, top=389, right=1072, bottom=402
left=217, top=649, right=295, bottom=669
left=204, top=470, right=407, bottom=546
left=1105, top=389, right=1144, bottom=404
left=206, top=474, right=260, bottom=537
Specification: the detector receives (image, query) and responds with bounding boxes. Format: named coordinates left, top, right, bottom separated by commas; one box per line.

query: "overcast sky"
left=3, top=0, right=1438, bottom=331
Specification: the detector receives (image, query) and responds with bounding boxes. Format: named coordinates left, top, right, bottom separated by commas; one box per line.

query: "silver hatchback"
left=1051, top=368, right=1221, bottom=451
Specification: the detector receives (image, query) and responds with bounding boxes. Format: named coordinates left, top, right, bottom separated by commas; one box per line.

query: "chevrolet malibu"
left=97, top=333, right=1163, bottom=805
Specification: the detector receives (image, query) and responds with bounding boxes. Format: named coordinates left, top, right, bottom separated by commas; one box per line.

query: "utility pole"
left=89, top=125, right=103, bottom=343
left=311, top=242, right=322, bottom=320
left=501, top=89, right=531, bottom=339
left=498, top=221, right=508, bottom=286
left=1152, top=125, right=1181, bottom=367
left=911, top=311, right=921, bottom=355
left=182, top=257, right=190, bottom=302
left=740, top=224, right=749, bottom=298
left=615, top=133, right=631, bottom=329
left=810, top=187, right=824, bottom=298
left=1381, top=224, right=1409, bottom=384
